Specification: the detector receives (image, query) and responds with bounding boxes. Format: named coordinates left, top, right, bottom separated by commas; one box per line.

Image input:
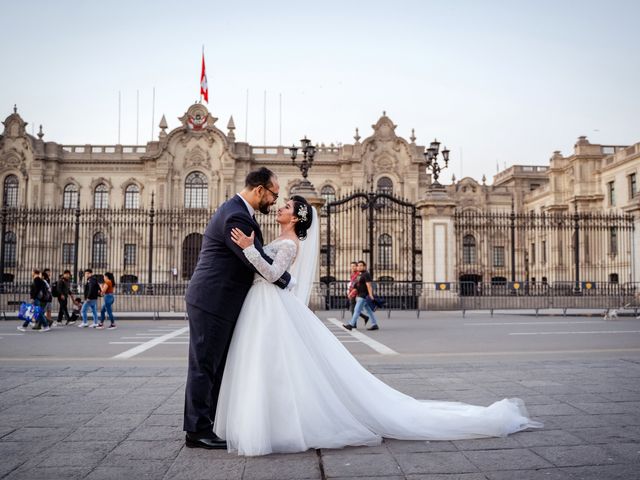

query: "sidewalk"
left=1, top=359, right=639, bottom=479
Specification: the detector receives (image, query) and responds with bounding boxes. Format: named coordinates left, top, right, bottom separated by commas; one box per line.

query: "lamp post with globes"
left=289, top=136, right=317, bottom=182
left=424, top=139, right=450, bottom=188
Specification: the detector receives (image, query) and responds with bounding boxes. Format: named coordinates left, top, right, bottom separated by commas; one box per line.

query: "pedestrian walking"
left=97, top=272, right=117, bottom=330
left=79, top=269, right=100, bottom=328
left=343, top=260, right=379, bottom=331
left=347, top=260, right=369, bottom=326
left=55, top=270, right=74, bottom=325
left=17, top=269, right=50, bottom=332
left=42, top=268, right=54, bottom=327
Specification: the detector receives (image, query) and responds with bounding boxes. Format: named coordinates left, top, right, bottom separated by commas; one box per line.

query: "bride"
left=214, top=195, right=542, bottom=456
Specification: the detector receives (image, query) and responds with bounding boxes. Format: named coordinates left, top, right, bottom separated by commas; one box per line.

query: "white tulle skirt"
left=214, top=281, right=542, bottom=456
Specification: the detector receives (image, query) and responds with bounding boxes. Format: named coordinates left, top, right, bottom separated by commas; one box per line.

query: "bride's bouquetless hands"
left=231, top=227, right=255, bottom=249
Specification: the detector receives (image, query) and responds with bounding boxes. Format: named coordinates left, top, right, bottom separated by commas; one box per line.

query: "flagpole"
left=151, top=87, right=156, bottom=140
left=136, top=89, right=140, bottom=144
left=200, top=45, right=204, bottom=103
left=118, top=90, right=121, bottom=144
left=245, top=89, right=249, bottom=142
left=263, top=90, right=266, bottom=146
left=279, top=93, right=282, bottom=146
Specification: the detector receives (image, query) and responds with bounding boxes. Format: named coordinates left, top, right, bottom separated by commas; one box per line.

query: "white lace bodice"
left=243, top=238, right=297, bottom=284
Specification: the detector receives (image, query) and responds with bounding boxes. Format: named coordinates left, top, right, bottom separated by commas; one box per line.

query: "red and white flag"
left=200, top=48, right=208, bottom=103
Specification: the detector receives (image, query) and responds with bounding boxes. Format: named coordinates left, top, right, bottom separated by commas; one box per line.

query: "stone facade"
left=1, top=103, right=639, bottom=285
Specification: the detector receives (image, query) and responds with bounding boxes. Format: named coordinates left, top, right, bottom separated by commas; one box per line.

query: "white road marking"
left=509, top=330, right=640, bottom=336
left=467, top=321, right=603, bottom=326
left=112, top=327, right=189, bottom=359
left=0, top=333, right=26, bottom=336
left=326, top=317, right=398, bottom=355
left=109, top=342, right=145, bottom=344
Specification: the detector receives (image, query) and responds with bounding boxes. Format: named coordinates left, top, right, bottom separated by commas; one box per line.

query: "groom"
left=184, top=167, right=293, bottom=449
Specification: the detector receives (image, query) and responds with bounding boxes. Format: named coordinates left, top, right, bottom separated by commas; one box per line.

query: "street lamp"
left=424, top=139, right=450, bottom=187
left=289, top=136, right=317, bottom=180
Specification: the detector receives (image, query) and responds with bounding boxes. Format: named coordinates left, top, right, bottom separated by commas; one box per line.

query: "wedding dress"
left=214, top=213, right=542, bottom=456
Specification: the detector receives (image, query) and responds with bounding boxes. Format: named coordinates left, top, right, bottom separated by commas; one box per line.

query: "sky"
left=1, top=0, right=639, bottom=183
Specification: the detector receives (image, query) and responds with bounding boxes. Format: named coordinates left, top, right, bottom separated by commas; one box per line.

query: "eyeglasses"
left=262, top=185, right=279, bottom=200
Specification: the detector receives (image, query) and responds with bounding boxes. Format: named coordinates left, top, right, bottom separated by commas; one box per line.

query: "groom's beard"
left=258, top=199, right=273, bottom=215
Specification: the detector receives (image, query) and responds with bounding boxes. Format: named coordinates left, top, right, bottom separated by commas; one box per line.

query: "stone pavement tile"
left=514, top=394, right=557, bottom=405
left=321, top=443, right=390, bottom=455
left=4, top=466, right=94, bottom=480
left=515, top=430, right=584, bottom=447
left=603, top=443, right=640, bottom=464
left=452, top=436, right=522, bottom=451
left=550, top=393, right=610, bottom=404
left=599, top=391, right=640, bottom=402
left=141, top=413, right=182, bottom=427
left=560, top=464, right=640, bottom=480
left=64, top=425, right=136, bottom=442
left=106, top=439, right=184, bottom=460
left=384, top=439, right=458, bottom=453
left=404, top=474, right=488, bottom=480
left=0, top=425, right=15, bottom=439
left=570, top=402, right=640, bottom=415
left=394, top=452, right=479, bottom=475
left=531, top=445, right=621, bottom=467
left=33, top=441, right=118, bottom=468
left=243, top=452, right=321, bottom=479
left=569, top=426, right=640, bottom=444
left=85, top=464, right=174, bottom=480
left=127, top=424, right=184, bottom=441
left=484, top=468, right=571, bottom=480
left=2, top=426, right=74, bottom=443
left=327, top=476, right=404, bottom=480
left=83, top=412, right=149, bottom=427
left=0, top=457, right=25, bottom=479
left=163, top=454, right=245, bottom=480
left=23, top=413, right=94, bottom=428
left=462, top=448, right=553, bottom=471
left=543, top=413, right=640, bottom=429
left=526, top=404, right=585, bottom=416
left=322, top=453, right=403, bottom=478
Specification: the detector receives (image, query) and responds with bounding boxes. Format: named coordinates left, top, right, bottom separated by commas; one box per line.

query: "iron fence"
left=2, top=281, right=638, bottom=320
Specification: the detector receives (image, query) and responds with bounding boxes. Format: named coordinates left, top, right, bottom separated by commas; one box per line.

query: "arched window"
left=63, top=184, right=79, bottom=209
left=182, top=233, right=203, bottom=279
left=376, top=176, right=393, bottom=195
left=378, top=234, right=392, bottom=269
left=185, top=172, right=208, bottom=209
left=92, top=232, right=107, bottom=268
left=4, top=231, right=16, bottom=267
left=3, top=175, right=19, bottom=207
left=124, top=184, right=140, bottom=209
left=94, top=184, right=109, bottom=209
left=320, top=185, right=336, bottom=205
left=463, top=234, right=476, bottom=264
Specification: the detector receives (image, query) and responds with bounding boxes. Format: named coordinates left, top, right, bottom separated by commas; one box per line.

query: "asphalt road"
left=2, top=310, right=639, bottom=365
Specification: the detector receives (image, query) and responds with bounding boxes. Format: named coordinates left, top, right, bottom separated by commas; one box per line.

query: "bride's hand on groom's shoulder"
left=231, top=227, right=255, bottom=249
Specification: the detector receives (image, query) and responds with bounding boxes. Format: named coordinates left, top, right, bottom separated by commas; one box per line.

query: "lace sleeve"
left=242, top=240, right=297, bottom=283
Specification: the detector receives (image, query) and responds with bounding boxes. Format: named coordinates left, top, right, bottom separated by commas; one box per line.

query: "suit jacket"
left=185, top=195, right=290, bottom=317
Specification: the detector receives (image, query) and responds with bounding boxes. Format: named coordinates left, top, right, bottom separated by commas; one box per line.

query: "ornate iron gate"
left=323, top=191, right=422, bottom=307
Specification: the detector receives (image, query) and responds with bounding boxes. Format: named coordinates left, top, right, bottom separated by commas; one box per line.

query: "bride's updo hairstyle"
left=290, top=195, right=313, bottom=240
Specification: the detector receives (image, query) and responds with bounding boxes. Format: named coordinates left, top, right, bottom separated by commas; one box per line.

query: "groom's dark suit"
left=184, top=194, right=290, bottom=435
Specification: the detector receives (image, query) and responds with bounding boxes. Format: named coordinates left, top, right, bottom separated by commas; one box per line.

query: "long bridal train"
left=214, top=241, right=542, bottom=457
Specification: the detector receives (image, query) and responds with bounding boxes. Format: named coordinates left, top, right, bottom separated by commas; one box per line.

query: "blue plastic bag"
left=18, top=302, right=41, bottom=322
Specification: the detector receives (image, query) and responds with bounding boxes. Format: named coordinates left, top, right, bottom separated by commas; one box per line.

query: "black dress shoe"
left=185, top=433, right=227, bottom=450
left=342, top=323, right=353, bottom=330
left=366, top=325, right=379, bottom=331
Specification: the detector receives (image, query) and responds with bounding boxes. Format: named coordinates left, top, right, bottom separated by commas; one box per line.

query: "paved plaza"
left=0, top=311, right=639, bottom=479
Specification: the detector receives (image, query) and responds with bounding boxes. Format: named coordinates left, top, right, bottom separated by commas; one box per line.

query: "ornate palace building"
left=1, top=102, right=638, bottom=294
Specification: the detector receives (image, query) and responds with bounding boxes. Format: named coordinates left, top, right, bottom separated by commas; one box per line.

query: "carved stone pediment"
left=185, top=145, right=212, bottom=170
left=375, top=154, right=396, bottom=173
left=2, top=110, right=28, bottom=139
left=178, top=103, right=218, bottom=131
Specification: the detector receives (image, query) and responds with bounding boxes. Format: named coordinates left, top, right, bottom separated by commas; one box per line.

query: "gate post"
left=573, top=202, right=580, bottom=293
left=147, top=193, right=155, bottom=294
left=0, top=205, right=6, bottom=284
left=510, top=199, right=516, bottom=282
left=73, top=199, right=81, bottom=289
left=367, top=192, right=375, bottom=278
left=416, top=189, right=456, bottom=284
